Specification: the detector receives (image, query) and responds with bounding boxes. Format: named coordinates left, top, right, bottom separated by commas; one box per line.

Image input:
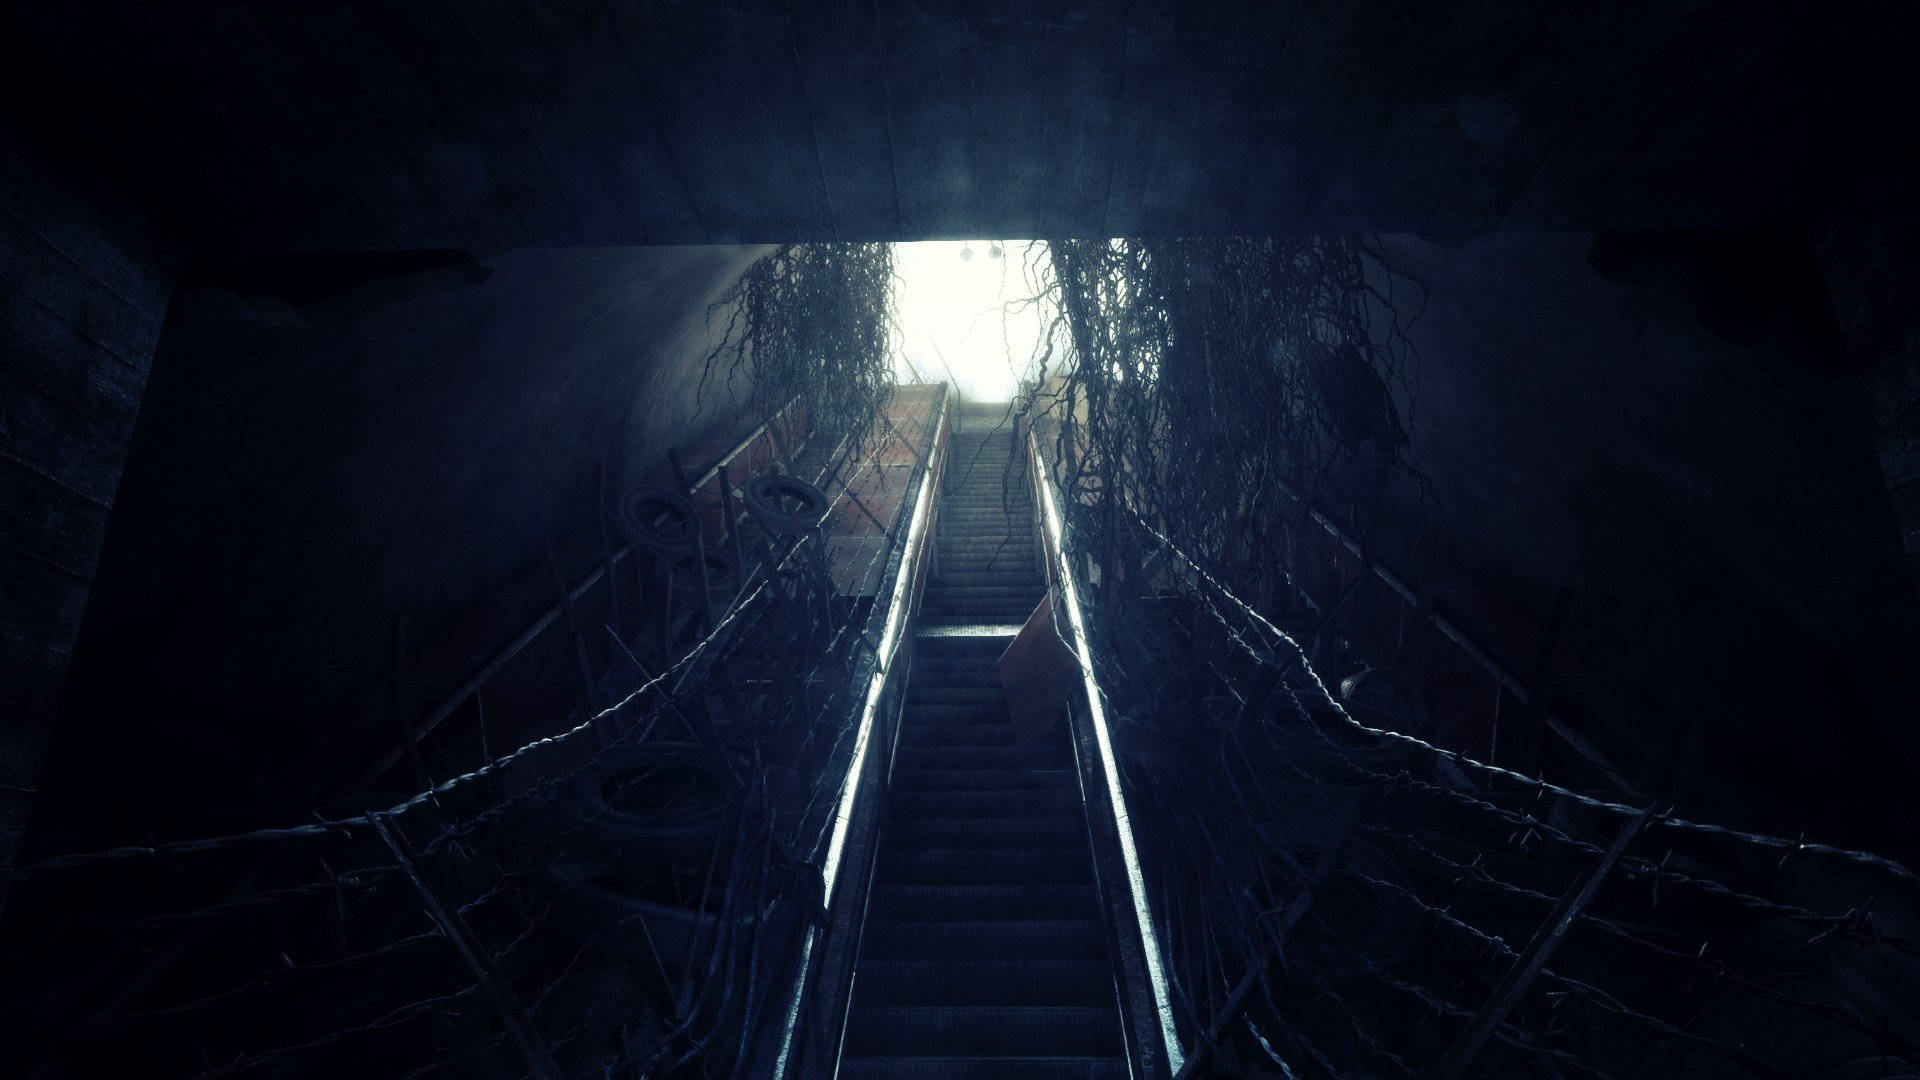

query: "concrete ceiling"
left=3, top=1, right=1901, bottom=251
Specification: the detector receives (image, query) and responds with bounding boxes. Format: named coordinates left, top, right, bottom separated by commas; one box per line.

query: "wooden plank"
left=998, top=592, right=1077, bottom=745
left=1424, top=809, right=1649, bottom=1080
left=370, top=813, right=562, bottom=1080
left=1520, top=586, right=1574, bottom=773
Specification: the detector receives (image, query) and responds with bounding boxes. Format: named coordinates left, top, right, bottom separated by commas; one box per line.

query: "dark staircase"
left=839, top=424, right=1130, bottom=1079
left=919, top=429, right=1045, bottom=627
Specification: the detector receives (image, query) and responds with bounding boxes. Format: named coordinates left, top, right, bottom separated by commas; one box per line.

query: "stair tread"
left=843, top=1005, right=1123, bottom=1056
left=845, top=436, right=1124, bottom=1072
left=891, top=768, right=1077, bottom=790
left=891, top=789, right=1083, bottom=816
left=885, top=817, right=1085, bottom=849
left=838, top=1057, right=1128, bottom=1080
left=861, top=917, right=1106, bottom=959
left=869, top=883, right=1097, bottom=919
left=906, top=685, right=1015, bottom=698
left=900, top=723, right=1021, bottom=744
left=894, top=746, right=1072, bottom=769
left=877, top=849, right=1095, bottom=885
left=855, top=959, right=1116, bottom=1006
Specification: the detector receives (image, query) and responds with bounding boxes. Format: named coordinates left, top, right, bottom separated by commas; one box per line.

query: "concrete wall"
left=0, top=134, right=170, bottom=894
left=23, top=245, right=771, bottom=855
left=1354, top=233, right=1919, bottom=847
left=4, top=1, right=1902, bottom=249
left=0, top=0, right=1912, bottom=868
left=1819, top=220, right=1920, bottom=577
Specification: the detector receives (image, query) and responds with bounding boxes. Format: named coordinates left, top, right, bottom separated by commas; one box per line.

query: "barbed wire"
left=9, top=431, right=934, bottom=1080
left=1022, top=421, right=1920, bottom=1079
left=1127, top=507, right=1920, bottom=891
left=13, top=415, right=910, bottom=885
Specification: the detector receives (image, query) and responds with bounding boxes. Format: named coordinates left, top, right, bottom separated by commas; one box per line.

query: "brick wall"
left=0, top=133, right=170, bottom=905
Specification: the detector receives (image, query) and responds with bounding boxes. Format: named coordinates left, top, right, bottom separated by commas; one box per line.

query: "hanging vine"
left=1004, top=238, right=1920, bottom=1077
left=1011, top=237, right=1460, bottom=1072
left=701, top=243, right=897, bottom=452
left=1014, top=235, right=1430, bottom=622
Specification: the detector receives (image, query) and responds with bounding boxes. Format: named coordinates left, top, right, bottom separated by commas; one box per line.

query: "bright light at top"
left=890, top=240, right=1059, bottom=403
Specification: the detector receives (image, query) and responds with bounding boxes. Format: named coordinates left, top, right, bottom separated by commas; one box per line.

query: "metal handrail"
left=1027, top=426, right=1186, bottom=1077
left=1265, top=478, right=1637, bottom=793
left=1017, top=399, right=1629, bottom=793
left=770, top=388, right=951, bottom=1078
left=364, top=396, right=804, bottom=782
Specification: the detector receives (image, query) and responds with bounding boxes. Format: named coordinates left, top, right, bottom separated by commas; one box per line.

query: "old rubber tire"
left=616, top=484, right=703, bottom=557
left=553, top=743, right=729, bottom=864
left=742, top=474, right=828, bottom=535
left=668, top=546, right=739, bottom=604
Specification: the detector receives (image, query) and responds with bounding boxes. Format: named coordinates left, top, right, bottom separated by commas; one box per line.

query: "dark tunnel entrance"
left=5, top=3, right=1920, bottom=1072
left=5, top=234, right=1920, bottom=1078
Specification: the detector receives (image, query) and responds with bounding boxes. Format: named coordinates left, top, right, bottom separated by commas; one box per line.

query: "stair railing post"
left=1424, top=808, right=1650, bottom=1080
left=368, top=813, right=562, bottom=1080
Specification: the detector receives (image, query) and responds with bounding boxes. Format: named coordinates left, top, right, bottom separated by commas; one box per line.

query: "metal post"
left=1173, top=796, right=1363, bottom=1080
left=389, top=614, right=430, bottom=790
left=600, top=499, right=623, bottom=644
left=368, top=813, right=562, bottom=1080
left=542, top=535, right=604, bottom=741
left=719, top=464, right=750, bottom=604
left=1521, top=586, right=1575, bottom=774
left=608, top=632, right=734, bottom=779
left=1424, top=808, right=1649, bottom=1080
left=666, top=447, right=698, bottom=512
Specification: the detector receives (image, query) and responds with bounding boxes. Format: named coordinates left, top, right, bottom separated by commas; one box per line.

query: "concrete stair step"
left=907, top=670, right=1009, bottom=683
left=911, top=659, right=1007, bottom=676
left=877, top=848, right=1096, bottom=886
left=891, top=768, right=1077, bottom=792
left=905, top=707, right=1013, bottom=727
left=906, top=682, right=1005, bottom=698
left=838, top=1057, right=1128, bottom=1080
left=854, top=959, right=1115, bottom=1006
left=885, top=817, right=1085, bottom=850
left=929, top=572, right=1038, bottom=586
left=899, top=721, right=1017, bottom=743
left=921, top=584, right=1041, bottom=598
left=910, top=707, right=1021, bottom=722
left=841, top=440, right=1123, bottom=1077
left=842, top=1005, right=1123, bottom=1057
left=889, top=788, right=1084, bottom=817
left=920, top=618, right=1035, bottom=630
left=894, top=746, right=1073, bottom=771
left=913, top=637, right=1014, bottom=659
left=922, top=593, right=1040, bottom=607
left=905, top=686, right=1006, bottom=704
left=867, top=883, right=1098, bottom=921
left=922, top=607, right=1042, bottom=622
left=860, top=917, right=1105, bottom=958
